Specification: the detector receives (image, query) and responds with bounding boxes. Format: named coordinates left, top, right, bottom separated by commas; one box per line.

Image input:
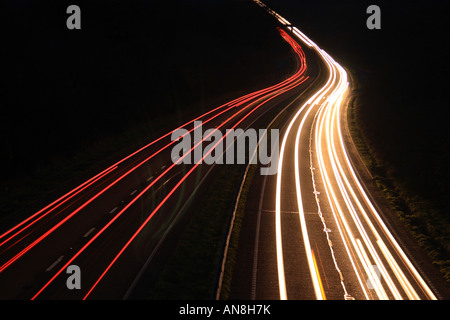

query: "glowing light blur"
left=28, top=26, right=309, bottom=300
left=256, top=0, right=437, bottom=300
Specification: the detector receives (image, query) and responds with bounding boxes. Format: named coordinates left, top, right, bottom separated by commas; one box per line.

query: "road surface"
left=226, top=0, right=447, bottom=300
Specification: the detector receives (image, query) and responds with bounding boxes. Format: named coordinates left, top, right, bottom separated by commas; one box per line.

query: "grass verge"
left=347, top=71, right=450, bottom=283
left=218, top=162, right=258, bottom=300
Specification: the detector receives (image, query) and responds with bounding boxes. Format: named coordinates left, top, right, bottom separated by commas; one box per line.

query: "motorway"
left=0, top=25, right=314, bottom=299
left=1, top=1, right=447, bottom=301
left=226, top=1, right=446, bottom=300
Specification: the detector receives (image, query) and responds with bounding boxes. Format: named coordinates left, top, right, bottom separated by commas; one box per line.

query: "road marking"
left=293, top=92, right=325, bottom=300
left=147, top=176, right=153, bottom=182
left=251, top=174, right=267, bottom=300
left=46, top=255, right=64, bottom=272
left=124, top=164, right=217, bottom=299
left=109, top=207, right=118, bottom=214
left=130, top=189, right=138, bottom=196
left=83, top=227, right=96, bottom=238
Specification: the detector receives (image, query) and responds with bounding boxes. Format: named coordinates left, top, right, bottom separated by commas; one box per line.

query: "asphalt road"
left=227, top=1, right=448, bottom=300
left=2, top=1, right=448, bottom=301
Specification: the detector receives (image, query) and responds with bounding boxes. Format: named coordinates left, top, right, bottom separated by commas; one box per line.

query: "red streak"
left=28, top=28, right=309, bottom=299
left=81, top=30, right=309, bottom=299
left=83, top=74, right=310, bottom=299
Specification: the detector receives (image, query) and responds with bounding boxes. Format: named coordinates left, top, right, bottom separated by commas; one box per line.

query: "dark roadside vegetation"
left=266, top=0, right=449, bottom=282
left=3, top=0, right=296, bottom=298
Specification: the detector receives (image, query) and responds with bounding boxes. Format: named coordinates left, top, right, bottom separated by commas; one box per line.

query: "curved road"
left=1, top=1, right=447, bottom=301
left=226, top=0, right=447, bottom=300
left=0, top=26, right=312, bottom=299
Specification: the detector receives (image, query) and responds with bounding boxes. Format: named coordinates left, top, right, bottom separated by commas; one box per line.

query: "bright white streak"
left=258, top=0, right=437, bottom=300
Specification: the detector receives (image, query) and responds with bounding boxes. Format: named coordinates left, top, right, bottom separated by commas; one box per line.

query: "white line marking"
left=83, top=227, right=96, bottom=238
left=46, top=255, right=64, bottom=272
left=130, top=189, right=138, bottom=196
left=109, top=207, right=118, bottom=214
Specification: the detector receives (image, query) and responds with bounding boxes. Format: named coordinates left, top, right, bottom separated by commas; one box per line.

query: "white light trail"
left=257, top=0, right=438, bottom=300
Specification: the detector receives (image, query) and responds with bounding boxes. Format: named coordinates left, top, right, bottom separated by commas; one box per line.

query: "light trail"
left=3, top=1, right=438, bottom=300
left=313, top=40, right=435, bottom=300
left=0, top=99, right=241, bottom=243
left=0, top=101, right=248, bottom=273
left=256, top=0, right=437, bottom=300
left=274, top=31, right=333, bottom=300
left=293, top=86, right=326, bottom=300
left=0, top=164, right=118, bottom=248
left=30, top=28, right=309, bottom=299
left=311, top=249, right=326, bottom=300
left=0, top=27, right=307, bottom=275
left=81, top=29, right=308, bottom=300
